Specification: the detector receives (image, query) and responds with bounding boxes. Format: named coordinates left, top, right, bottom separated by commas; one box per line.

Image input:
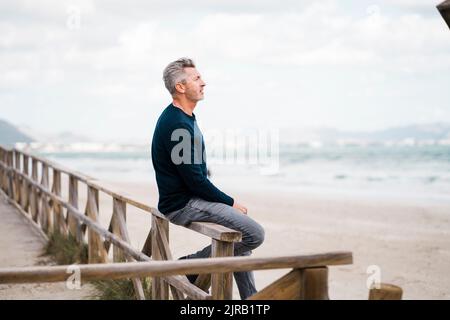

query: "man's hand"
left=233, top=202, right=248, bottom=215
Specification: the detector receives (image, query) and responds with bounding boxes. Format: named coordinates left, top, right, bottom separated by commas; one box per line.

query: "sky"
left=0, top=0, right=449, bottom=142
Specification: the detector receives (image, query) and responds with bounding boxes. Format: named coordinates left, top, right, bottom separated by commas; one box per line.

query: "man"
left=151, top=58, right=265, bottom=300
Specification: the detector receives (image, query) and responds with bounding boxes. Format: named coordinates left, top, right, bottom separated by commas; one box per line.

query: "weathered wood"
left=211, top=239, right=234, bottom=300
left=141, top=228, right=152, bottom=257
left=188, top=222, right=242, bottom=242
left=103, top=217, right=115, bottom=253
left=2, top=151, right=240, bottom=250
left=158, top=274, right=210, bottom=300
left=112, top=198, right=146, bottom=300
left=87, top=186, right=108, bottom=263
left=2, top=173, right=354, bottom=276
left=0, top=149, right=5, bottom=192
left=20, top=155, right=29, bottom=212
left=0, top=149, right=355, bottom=302
left=299, top=267, right=329, bottom=300
left=151, top=216, right=169, bottom=300
left=39, top=163, right=51, bottom=233
left=2, top=150, right=9, bottom=193
left=7, top=150, right=242, bottom=250
left=68, top=175, right=82, bottom=242
left=10, top=172, right=151, bottom=262
left=52, top=169, right=66, bottom=235
left=81, top=200, right=90, bottom=236
left=111, top=217, right=124, bottom=263
left=154, top=218, right=172, bottom=260
left=248, top=269, right=302, bottom=300
left=0, top=253, right=352, bottom=284
left=7, top=151, right=14, bottom=199
left=85, top=179, right=166, bottom=219
left=369, top=283, right=403, bottom=300
left=30, top=158, right=38, bottom=222
left=13, top=151, right=21, bottom=203
left=193, top=274, right=211, bottom=294
left=153, top=218, right=185, bottom=300
left=86, top=180, right=235, bottom=247
left=149, top=232, right=184, bottom=300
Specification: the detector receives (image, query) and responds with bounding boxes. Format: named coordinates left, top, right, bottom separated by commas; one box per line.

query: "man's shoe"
left=178, top=256, right=199, bottom=284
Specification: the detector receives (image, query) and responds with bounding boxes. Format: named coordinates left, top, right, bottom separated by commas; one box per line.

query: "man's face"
left=180, top=67, right=206, bottom=102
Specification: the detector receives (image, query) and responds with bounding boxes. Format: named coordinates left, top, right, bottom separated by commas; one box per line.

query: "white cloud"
left=0, top=0, right=449, bottom=139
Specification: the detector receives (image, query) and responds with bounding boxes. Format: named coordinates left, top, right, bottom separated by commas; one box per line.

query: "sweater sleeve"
left=165, top=123, right=234, bottom=206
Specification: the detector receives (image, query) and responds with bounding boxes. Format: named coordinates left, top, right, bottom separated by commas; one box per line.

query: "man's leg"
left=166, top=197, right=265, bottom=299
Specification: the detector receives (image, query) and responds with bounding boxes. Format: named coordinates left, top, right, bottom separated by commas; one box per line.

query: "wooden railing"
left=0, top=253, right=354, bottom=300
left=0, top=144, right=398, bottom=300
left=0, top=145, right=245, bottom=300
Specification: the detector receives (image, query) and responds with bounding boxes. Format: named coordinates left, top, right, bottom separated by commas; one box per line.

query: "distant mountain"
left=281, top=123, right=450, bottom=145
left=0, top=119, right=34, bottom=146
left=18, top=125, right=92, bottom=144
left=333, top=123, right=450, bottom=142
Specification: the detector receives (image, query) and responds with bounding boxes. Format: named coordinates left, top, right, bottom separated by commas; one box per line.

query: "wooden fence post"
left=30, top=159, right=39, bottom=222
left=68, top=175, right=82, bottom=242
left=13, top=150, right=21, bottom=203
left=151, top=216, right=170, bottom=300
left=112, top=199, right=127, bottom=263
left=112, top=198, right=146, bottom=300
left=52, top=169, right=66, bottom=235
left=6, top=151, right=14, bottom=199
left=0, top=148, right=5, bottom=192
left=39, top=163, right=51, bottom=233
left=20, top=154, right=30, bottom=212
left=87, top=186, right=108, bottom=263
left=369, top=283, right=403, bottom=300
left=299, top=267, right=329, bottom=300
left=211, top=239, right=234, bottom=300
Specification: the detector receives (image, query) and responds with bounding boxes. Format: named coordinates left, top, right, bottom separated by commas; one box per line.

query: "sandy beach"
left=74, top=180, right=450, bottom=300
left=1, top=170, right=449, bottom=300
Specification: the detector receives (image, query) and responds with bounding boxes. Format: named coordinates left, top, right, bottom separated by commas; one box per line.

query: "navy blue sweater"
left=151, top=103, right=234, bottom=214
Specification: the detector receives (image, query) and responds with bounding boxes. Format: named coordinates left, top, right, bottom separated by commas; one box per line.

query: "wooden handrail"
left=0, top=252, right=352, bottom=284
left=2, top=147, right=241, bottom=240
left=0, top=146, right=360, bottom=300
left=0, top=145, right=244, bottom=299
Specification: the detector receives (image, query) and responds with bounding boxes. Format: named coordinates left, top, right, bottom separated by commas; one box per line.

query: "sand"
left=2, top=178, right=449, bottom=300
left=88, top=181, right=450, bottom=300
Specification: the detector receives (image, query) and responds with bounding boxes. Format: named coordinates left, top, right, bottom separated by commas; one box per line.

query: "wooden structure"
left=438, top=0, right=450, bottom=29
left=0, top=145, right=401, bottom=300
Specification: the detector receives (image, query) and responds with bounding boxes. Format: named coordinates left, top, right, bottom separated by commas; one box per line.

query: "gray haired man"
left=151, top=58, right=265, bottom=299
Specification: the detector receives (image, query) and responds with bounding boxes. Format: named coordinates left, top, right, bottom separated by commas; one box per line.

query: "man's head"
left=163, top=57, right=206, bottom=102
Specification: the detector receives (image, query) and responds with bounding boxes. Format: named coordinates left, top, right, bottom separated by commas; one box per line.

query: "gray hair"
left=163, top=57, right=196, bottom=95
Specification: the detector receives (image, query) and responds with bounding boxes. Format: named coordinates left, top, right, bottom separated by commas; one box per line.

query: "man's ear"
left=175, top=82, right=185, bottom=94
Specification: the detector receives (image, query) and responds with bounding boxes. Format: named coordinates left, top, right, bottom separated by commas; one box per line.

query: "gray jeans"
left=165, top=197, right=265, bottom=300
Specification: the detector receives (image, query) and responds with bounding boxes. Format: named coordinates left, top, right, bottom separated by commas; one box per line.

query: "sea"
left=33, top=143, right=450, bottom=204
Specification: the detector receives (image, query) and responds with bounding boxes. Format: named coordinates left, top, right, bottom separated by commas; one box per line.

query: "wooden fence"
left=0, top=145, right=401, bottom=300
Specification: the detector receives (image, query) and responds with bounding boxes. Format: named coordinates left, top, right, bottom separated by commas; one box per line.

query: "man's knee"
left=247, top=222, right=265, bottom=249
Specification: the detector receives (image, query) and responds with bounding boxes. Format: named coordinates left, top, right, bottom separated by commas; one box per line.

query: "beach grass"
left=41, top=231, right=151, bottom=300
left=42, top=231, right=88, bottom=265
left=90, top=278, right=152, bottom=300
